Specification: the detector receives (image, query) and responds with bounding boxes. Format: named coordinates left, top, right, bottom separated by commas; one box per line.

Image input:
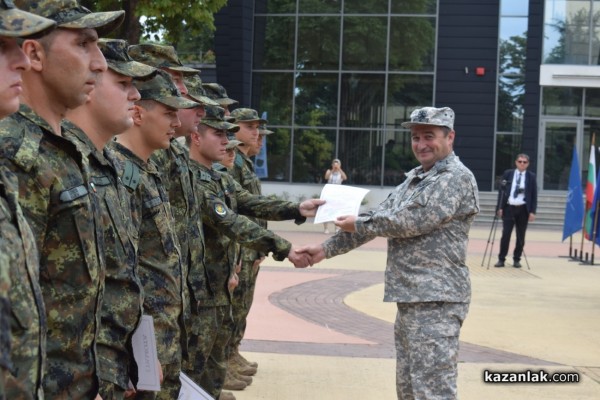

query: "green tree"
left=81, top=0, right=227, bottom=45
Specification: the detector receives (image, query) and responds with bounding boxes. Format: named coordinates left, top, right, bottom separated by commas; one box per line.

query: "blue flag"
left=563, top=148, right=584, bottom=241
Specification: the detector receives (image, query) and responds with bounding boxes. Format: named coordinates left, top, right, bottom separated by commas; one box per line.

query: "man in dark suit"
left=495, top=153, right=538, bottom=268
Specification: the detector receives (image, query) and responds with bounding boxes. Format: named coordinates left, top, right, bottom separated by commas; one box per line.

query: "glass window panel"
left=342, top=17, right=387, bottom=71
left=255, top=0, right=296, bottom=14
left=391, top=0, right=437, bottom=14
left=253, top=16, right=295, bottom=69
left=544, top=0, right=592, bottom=64
left=382, top=131, right=413, bottom=186
left=294, top=73, right=339, bottom=127
left=499, top=18, right=528, bottom=74
left=585, top=88, right=600, bottom=117
left=340, top=73, right=385, bottom=128
left=299, top=0, right=340, bottom=13
left=542, top=86, right=583, bottom=116
left=389, top=17, right=435, bottom=71
left=251, top=72, right=294, bottom=125
left=297, top=17, right=340, bottom=70
left=592, top=15, right=600, bottom=64
left=497, top=75, right=525, bottom=132
left=337, top=130, right=385, bottom=186
left=264, top=127, right=292, bottom=182
left=292, top=129, right=336, bottom=183
left=495, top=133, right=522, bottom=184
left=344, top=0, right=388, bottom=14
left=501, top=0, right=529, bottom=16
left=386, top=74, right=434, bottom=129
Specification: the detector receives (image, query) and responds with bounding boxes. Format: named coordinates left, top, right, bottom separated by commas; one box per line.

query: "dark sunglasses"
left=517, top=160, right=528, bottom=164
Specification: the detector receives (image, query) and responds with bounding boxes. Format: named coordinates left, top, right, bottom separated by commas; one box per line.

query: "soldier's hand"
left=288, top=245, right=312, bottom=268
left=253, top=256, right=265, bottom=274
left=296, top=244, right=326, bottom=265
left=95, top=395, right=103, bottom=400
left=299, top=199, right=326, bottom=217
left=334, top=215, right=356, bottom=233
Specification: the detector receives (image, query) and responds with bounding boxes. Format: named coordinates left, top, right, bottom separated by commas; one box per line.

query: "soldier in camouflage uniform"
left=185, top=106, right=323, bottom=400
left=301, top=107, right=479, bottom=400
left=0, top=1, right=124, bottom=398
left=0, top=2, right=54, bottom=398
left=202, top=83, right=238, bottom=115
left=107, top=70, right=198, bottom=400
left=224, top=108, right=269, bottom=383
left=63, top=39, right=156, bottom=400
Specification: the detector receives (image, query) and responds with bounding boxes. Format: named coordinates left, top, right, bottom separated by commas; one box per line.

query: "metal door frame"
left=539, top=118, right=582, bottom=192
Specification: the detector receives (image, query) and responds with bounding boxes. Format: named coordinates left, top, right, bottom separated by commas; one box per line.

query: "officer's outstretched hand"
left=299, top=198, right=326, bottom=217
left=288, top=245, right=313, bottom=268
left=296, top=244, right=326, bottom=265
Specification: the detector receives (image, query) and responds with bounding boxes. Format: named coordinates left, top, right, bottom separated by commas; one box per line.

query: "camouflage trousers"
left=394, top=302, right=469, bottom=400
left=184, top=305, right=232, bottom=399
left=135, top=362, right=181, bottom=400
left=230, top=260, right=260, bottom=349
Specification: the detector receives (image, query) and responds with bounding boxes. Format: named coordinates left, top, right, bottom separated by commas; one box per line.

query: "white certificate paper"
left=178, top=372, right=215, bottom=400
left=131, top=315, right=161, bottom=391
left=314, top=184, right=370, bottom=224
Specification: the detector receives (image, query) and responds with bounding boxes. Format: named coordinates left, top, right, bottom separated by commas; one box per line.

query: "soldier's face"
left=236, top=120, right=260, bottom=146
left=222, top=148, right=236, bottom=168
left=165, top=69, right=187, bottom=95
left=411, top=125, right=454, bottom=171
left=174, top=106, right=201, bottom=137
left=141, top=102, right=181, bottom=151
left=0, top=36, right=30, bottom=118
left=198, top=127, right=229, bottom=163
left=39, top=28, right=108, bottom=109
left=88, top=69, right=140, bottom=137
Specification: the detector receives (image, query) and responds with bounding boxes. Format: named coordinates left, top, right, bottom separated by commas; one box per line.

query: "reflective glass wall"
left=252, top=0, right=437, bottom=185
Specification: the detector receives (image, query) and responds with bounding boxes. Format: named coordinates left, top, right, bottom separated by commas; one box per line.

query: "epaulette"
left=91, top=175, right=111, bottom=187
left=198, top=170, right=212, bottom=182
left=121, top=160, right=141, bottom=191
left=59, top=185, right=88, bottom=203
left=234, top=153, right=244, bottom=168
left=209, top=169, right=222, bottom=181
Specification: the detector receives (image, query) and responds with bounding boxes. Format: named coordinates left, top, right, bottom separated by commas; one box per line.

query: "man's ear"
left=132, top=105, right=144, bottom=126
left=21, top=39, right=45, bottom=72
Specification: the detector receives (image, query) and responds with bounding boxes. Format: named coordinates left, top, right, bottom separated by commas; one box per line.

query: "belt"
left=510, top=204, right=525, bottom=207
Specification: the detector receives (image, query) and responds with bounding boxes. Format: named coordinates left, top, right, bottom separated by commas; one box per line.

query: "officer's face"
left=0, top=36, right=30, bottom=118
left=86, top=69, right=140, bottom=140
left=236, top=120, right=260, bottom=146
left=411, top=125, right=454, bottom=171
left=140, top=102, right=181, bottom=152
left=35, top=28, right=107, bottom=110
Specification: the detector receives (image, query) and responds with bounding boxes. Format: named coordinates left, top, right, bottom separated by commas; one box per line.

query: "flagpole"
left=591, top=199, right=600, bottom=265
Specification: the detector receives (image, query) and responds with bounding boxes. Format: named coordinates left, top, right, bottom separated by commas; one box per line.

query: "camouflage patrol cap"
left=184, top=75, right=219, bottom=106
left=225, top=139, right=243, bottom=150
left=128, top=43, right=199, bottom=76
left=0, top=0, right=56, bottom=37
left=259, top=125, right=274, bottom=135
left=202, top=82, right=238, bottom=106
left=230, top=108, right=267, bottom=124
left=15, top=0, right=124, bottom=37
left=98, top=39, right=156, bottom=79
left=401, top=106, right=455, bottom=130
left=201, top=105, right=239, bottom=132
left=135, top=69, right=199, bottom=110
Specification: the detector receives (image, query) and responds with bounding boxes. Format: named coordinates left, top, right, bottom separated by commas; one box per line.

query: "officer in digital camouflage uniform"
left=0, top=1, right=124, bottom=398
left=63, top=38, right=157, bottom=400
left=224, top=108, right=268, bottom=385
left=301, top=107, right=479, bottom=400
left=107, top=70, right=198, bottom=400
left=185, top=106, right=323, bottom=400
left=0, top=3, right=54, bottom=398
left=202, top=82, right=238, bottom=115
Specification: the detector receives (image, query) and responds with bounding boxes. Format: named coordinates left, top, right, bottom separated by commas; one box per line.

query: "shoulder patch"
left=121, top=160, right=141, bottom=191
left=213, top=200, right=228, bottom=218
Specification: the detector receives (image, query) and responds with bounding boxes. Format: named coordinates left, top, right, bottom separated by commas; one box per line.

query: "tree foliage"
left=82, top=0, right=227, bottom=45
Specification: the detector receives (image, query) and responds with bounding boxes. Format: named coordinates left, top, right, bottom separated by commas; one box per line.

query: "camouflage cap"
left=128, top=43, right=199, bottom=76
left=15, top=0, right=124, bottom=37
left=201, top=105, right=239, bottom=132
left=401, top=106, right=455, bottom=130
left=230, top=108, right=267, bottom=124
left=184, top=75, right=219, bottom=106
left=202, top=82, right=238, bottom=106
left=258, top=124, right=274, bottom=135
left=135, top=69, right=199, bottom=110
left=99, top=39, right=156, bottom=79
left=0, top=0, right=56, bottom=37
left=225, top=139, right=244, bottom=150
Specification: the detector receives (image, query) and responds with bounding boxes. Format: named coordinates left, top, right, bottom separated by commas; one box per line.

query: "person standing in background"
left=323, top=158, right=347, bottom=234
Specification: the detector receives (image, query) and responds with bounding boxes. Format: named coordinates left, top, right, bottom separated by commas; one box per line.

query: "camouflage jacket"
left=0, top=104, right=105, bottom=399
left=150, top=139, right=202, bottom=316
left=323, top=152, right=479, bottom=303
left=231, top=150, right=267, bottom=262
left=190, top=160, right=303, bottom=306
left=0, top=166, right=46, bottom=400
left=107, top=141, right=186, bottom=365
left=63, top=122, right=143, bottom=391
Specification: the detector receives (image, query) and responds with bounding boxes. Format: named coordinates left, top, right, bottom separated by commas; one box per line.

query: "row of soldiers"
left=0, top=1, right=323, bottom=399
